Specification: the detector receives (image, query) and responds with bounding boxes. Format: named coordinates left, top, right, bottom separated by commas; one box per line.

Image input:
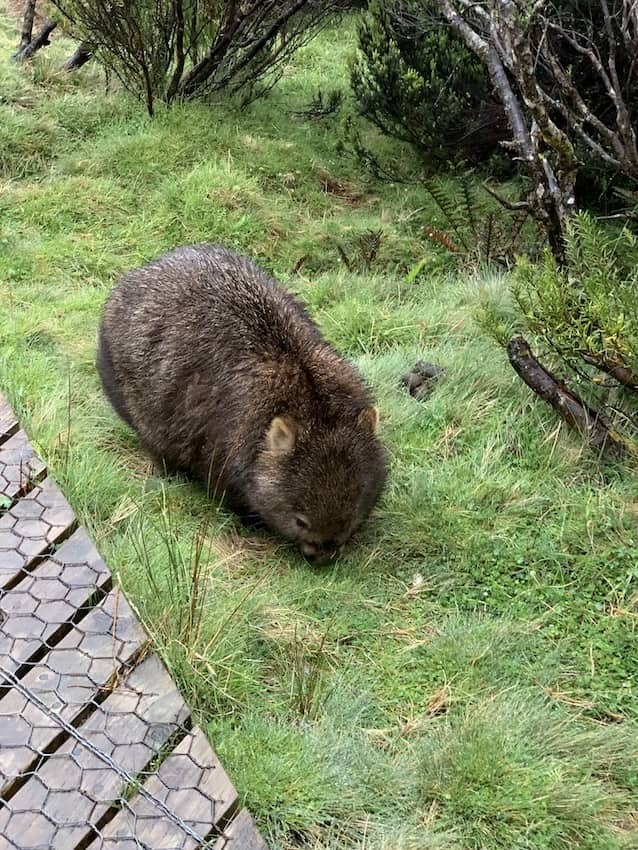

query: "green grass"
left=1, top=6, right=638, bottom=848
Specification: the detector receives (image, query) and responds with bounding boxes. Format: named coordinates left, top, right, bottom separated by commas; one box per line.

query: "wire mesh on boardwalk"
left=0, top=392, right=266, bottom=850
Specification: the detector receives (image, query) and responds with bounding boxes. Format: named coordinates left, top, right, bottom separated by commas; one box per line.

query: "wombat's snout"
left=300, top=541, right=342, bottom=565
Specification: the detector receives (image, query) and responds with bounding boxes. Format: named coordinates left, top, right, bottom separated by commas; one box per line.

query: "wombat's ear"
left=358, top=406, right=379, bottom=432
left=266, top=416, right=297, bottom=455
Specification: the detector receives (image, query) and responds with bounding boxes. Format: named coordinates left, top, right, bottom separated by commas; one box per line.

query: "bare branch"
left=508, top=336, right=630, bottom=457
left=61, top=40, right=93, bottom=70
left=483, top=181, right=530, bottom=211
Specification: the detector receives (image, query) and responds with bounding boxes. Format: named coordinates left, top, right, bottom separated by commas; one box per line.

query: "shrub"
left=352, top=2, right=637, bottom=215
left=350, top=1, right=508, bottom=165
left=513, top=214, right=638, bottom=393
left=479, top=213, right=638, bottom=448
left=50, top=1, right=350, bottom=115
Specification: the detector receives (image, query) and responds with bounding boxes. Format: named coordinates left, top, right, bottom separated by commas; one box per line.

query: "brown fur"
left=97, top=245, right=387, bottom=561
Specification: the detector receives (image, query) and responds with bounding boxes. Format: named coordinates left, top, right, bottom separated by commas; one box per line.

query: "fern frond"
left=460, top=172, right=479, bottom=238
left=423, top=178, right=470, bottom=250
left=423, top=225, right=459, bottom=253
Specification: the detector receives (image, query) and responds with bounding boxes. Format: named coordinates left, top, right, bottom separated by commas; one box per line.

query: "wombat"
left=97, top=245, right=387, bottom=562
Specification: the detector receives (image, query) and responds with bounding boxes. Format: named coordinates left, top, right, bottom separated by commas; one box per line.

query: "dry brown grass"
left=318, top=169, right=377, bottom=208
left=205, top=527, right=283, bottom=573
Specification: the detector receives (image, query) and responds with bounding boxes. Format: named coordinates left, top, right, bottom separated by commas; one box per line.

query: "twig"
left=483, top=181, right=530, bottom=211
left=580, top=352, right=638, bottom=391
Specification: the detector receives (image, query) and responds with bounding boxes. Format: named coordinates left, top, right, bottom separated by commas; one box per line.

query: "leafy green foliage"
left=350, top=1, right=507, bottom=164
left=479, top=213, right=638, bottom=450
left=421, top=175, right=535, bottom=269
left=513, top=214, right=638, bottom=408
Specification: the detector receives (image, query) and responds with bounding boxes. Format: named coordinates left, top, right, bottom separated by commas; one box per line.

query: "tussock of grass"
left=1, top=5, right=638, bottom=848
left=419, top=692, right=638, bottom=849
left=209, top=710, right=430, bottom=847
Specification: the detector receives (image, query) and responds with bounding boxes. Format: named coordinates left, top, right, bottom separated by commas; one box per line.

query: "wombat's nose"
left=301, top=542, right=319, bottom=559
left=300, top=542, right=339, bottom=565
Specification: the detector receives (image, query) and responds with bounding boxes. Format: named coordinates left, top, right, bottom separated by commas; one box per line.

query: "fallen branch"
left=61, top=40, right=93, bottom=70
left=507, top=335, right=631, bottom=457
left=13, top=18, right=57, bottom=62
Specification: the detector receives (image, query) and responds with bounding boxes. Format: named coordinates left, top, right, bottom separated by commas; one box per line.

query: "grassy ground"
left=2, top=6, right=638, bottom=849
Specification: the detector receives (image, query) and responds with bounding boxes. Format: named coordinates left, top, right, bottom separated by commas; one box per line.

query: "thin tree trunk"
left=436, top=0, right=576, bottom=267
left=507, top=336, right=631, bottom=457
left=14, top=18, right=57, bottom=62
left=15, top=0, right=37, bottom=54
left=165, top=0, right=185, bottom=102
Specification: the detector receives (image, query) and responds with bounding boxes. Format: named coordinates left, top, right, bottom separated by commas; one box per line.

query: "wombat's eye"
left=295, top=515, right=309, bottom=531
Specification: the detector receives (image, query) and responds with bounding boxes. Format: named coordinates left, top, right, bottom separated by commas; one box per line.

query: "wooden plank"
left=0, top=528, right=112, bottom=678
left=0, top=393, right=19, bottom=444
left=89, top=728, right=238, bottom=850
left=216, top=809, right=269, bottom=850
left=0, top=390, right=268, bottom=850
left=0, top=588, right=147, bottom=793
left=0, top=654, right=189, bottom=850
left=0, top=478, right=76, bottom=590
left=0, top=430, right=47, bottom=501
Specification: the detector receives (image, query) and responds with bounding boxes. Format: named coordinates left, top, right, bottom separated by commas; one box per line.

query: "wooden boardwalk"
left=0, top=393, right=267, bottom=850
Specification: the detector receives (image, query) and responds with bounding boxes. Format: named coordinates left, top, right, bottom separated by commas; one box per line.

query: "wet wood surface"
left=0, top=392, right=267, bottom=849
